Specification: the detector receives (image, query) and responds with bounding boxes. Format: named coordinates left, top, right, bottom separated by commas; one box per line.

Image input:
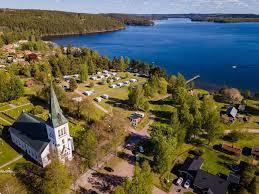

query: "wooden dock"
left=186, top=75, right=200, bottom=84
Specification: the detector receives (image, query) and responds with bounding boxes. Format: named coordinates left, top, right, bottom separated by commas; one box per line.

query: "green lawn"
left=10, top=97, right=30, bottom=106
left=0, top=138, right=20, bottom=167
left=0, top=105, right=12, bottom=112
left=200, top=146, right=236, bottom=175
left=4, top=104, right=33, bottom=119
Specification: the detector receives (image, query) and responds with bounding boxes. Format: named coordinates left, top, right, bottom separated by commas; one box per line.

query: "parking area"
left=170, top=183, right=193, bottom=194
left=170, top=177, right=194, bottom=194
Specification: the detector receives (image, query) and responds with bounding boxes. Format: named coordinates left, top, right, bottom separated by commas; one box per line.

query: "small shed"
left=222, top=143, right=242, bottom=156
left=129, top=114, right=141, bottom=127
left=226, top=107, right=238, bottom=118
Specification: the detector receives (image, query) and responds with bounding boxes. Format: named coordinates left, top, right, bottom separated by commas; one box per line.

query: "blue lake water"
left=49, top=18, right=259, bottom=91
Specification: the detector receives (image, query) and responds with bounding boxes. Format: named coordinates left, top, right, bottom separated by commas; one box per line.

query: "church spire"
left=47, top=83, right=67, bottom=128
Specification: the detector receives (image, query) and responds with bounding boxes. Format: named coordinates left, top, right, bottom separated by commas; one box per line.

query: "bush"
left=30, top=106, right=44, bottom=115
left=192, top=148, right=204, bottom=156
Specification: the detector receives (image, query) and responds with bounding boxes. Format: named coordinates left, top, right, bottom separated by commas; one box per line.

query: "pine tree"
left=80, top=63, right=88, bottom=82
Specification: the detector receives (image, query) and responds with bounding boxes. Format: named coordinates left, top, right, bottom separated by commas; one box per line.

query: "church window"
left=58, top=130, right=61, bottom=137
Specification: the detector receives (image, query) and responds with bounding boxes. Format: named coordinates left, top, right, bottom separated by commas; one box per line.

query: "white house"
left=9, top=84, right=74, bottom=167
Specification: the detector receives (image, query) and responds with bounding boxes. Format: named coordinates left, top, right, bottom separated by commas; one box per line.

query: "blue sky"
left=1, top=0, right=259, bottom=14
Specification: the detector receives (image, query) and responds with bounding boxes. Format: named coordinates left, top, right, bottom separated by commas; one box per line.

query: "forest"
left=0, top=9, right=124, bottom=38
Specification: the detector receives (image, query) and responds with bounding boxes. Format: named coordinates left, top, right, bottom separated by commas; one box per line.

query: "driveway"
left=170, top=183, right=194, bottom=194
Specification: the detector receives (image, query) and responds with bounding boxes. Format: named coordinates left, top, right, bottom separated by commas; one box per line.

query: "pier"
left=186, top=75, right=200, bottom=84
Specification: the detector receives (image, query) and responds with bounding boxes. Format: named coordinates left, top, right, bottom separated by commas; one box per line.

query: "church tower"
left=46, top=84, right=74, bottom=162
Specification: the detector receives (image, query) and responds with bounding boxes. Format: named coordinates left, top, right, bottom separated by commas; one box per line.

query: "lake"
left=49, top=18, right=259, bottom=91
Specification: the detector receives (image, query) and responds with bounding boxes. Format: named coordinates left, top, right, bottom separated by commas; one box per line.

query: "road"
left=73, top=111, right=154, bottom=193
left=224, top=128, right=259, bottom=134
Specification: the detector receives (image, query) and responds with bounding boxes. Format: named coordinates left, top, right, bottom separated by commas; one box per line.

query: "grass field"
left=200, top=146, right=236, bottom=175
left=0, top=138, right=20, bottom=167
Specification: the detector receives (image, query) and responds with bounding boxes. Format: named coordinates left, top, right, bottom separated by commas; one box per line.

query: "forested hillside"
left=105, top=13, right=154, bottom=26
left=0, top=9, right=124, bottom=37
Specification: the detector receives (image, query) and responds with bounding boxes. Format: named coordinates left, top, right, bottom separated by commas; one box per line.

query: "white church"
left=9, top=85, right=74, bottom=167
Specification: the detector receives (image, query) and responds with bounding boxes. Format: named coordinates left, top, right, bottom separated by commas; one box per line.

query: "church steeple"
left=47, top=83, right=67, bottom=128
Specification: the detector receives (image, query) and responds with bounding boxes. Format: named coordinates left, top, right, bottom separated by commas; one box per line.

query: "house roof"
left=193, top=169, right=229, bottom=194
left=181, top=156, right=204, bottom=172
left=9, top=112, right=49, bottom=153
left=222, top=143, right=241, bottom=155
left=226, top=107, right=238, bottom=118
left=47, top=84, right=67, bottom=128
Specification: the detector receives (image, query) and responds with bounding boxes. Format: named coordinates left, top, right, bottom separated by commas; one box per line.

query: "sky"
left=1, top=0, right=259, bottom=14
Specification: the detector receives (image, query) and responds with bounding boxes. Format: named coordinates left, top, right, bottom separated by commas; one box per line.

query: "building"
left=193, top=169, right=229, bottom=194
left=129, top=114, right=142, bottom=127
left=9, top=84, right=74, bottom=167
left=226, top=107, right=238, bottom=118
left=179, top=156, right=204, bottom=181
left=221, top=143, right=242, bottom=156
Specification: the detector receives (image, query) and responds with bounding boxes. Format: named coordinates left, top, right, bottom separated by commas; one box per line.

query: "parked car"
left=184, top=179, right=191, bottom=189
left=176, top=177, right=183, bottom=185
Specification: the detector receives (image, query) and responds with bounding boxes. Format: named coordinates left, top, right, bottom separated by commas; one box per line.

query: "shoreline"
left=42, top=26, right=126, bottom=40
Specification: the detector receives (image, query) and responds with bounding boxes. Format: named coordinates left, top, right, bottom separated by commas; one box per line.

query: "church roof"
left=9, top=112, right=49, bottom=153
left=47, top=84, right=67, bottom=128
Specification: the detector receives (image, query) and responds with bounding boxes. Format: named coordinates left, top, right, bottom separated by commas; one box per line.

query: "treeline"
left=0, top=9, right=124, bottom=44
left=105, top=14, right=154, bottom=26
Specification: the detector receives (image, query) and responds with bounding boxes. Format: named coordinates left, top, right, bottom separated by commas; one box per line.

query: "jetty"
left=186, top=75, right=200, bottom=84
